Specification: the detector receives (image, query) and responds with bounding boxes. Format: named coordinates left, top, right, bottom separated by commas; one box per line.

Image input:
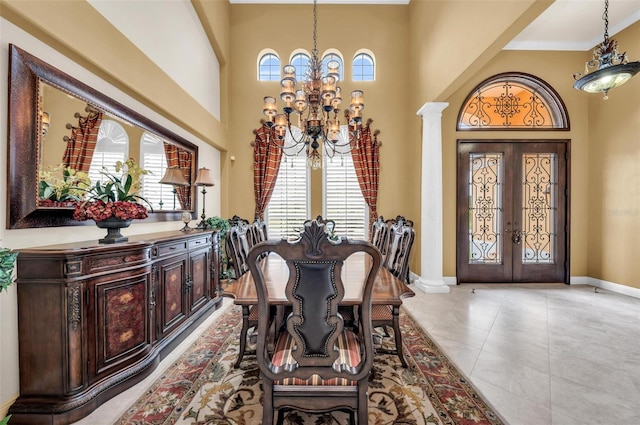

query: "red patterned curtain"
left=350, top=123, right=380, bottom=227
left=62, top=110, right=103, bottom=172
left=163, top=142, right=193, bottom=209
left=253, top=124, right=283, bottom=220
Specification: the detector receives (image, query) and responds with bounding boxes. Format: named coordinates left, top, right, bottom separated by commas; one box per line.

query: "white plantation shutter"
left=266, top=153, right=309, bottom=239
left=140, top=133, right=175, bottom=210
left=88, top=120, right=128, bottom=186
left=323, top=153, right=367, bottom=240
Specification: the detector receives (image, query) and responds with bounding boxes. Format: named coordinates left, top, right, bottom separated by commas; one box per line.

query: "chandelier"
left=260, top=0, right=372, bottom=170
left=573, top=0, right=640, bottom=99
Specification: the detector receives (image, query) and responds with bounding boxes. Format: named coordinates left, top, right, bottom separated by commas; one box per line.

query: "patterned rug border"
left=118, top=303, right=508, bottom=425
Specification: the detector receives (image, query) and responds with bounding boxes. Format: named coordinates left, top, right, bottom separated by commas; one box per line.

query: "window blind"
left=266, top=154, right=309, bottom=239
left=324, top=154, right=367, bottom=240
left=140, top=133, right=175, bottom=210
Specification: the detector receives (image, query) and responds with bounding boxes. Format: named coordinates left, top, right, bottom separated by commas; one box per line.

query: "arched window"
left=322, top=52, right=343, bottom=82
left=353, top=52, right=375, bottom=81
left=258, top=52, right=280, bottom=81
left=290, top=53, right=310, bottom=80
left=457, top=72, right=569, bottom=130
left=88, top=120, right=128, bottom=185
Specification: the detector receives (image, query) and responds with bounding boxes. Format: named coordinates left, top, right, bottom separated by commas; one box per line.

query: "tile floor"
left=403, top=284, right=640, bottom=425
left=74, top=283, right=640, bottom=425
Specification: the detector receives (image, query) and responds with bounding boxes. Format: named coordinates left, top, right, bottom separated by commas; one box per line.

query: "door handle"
left=512, top=230, right=522, bottom=244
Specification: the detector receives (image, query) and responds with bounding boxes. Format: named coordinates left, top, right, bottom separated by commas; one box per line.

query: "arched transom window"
left=258, top=52, right=280, bottom=81
left=290, top=52, right=311, bottom=80
left=457, top=72, right=569, bottom=130
left=353, top=51, right=375, bottom=81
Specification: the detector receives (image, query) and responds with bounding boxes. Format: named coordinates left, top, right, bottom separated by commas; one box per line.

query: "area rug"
left=118, top=305, right=506, bottom=425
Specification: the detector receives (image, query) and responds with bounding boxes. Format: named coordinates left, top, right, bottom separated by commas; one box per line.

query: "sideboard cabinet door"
left=156, top=253, right=189, bottom=339
left=91, top=268, right=153, bottom=381
left=188, top=246, right=211, bottom=315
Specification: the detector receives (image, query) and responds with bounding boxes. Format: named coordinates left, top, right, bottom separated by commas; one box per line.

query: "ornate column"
left=415, top=102, right=449, bottom=293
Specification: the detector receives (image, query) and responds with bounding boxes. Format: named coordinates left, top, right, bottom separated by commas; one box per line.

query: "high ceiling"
left=229, top=0, right=640, bottom=51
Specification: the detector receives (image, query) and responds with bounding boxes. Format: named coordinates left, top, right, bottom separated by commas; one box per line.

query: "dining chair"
left=369, top=215, right=389, bottom=257
left=251, top=216, right=268, bottom=245
left=383, top=215, right=415, bottom=285
left=371, top=215, right=415, bottom=368
left=226, top=215, right=252, bottom=278
left=226, top=215, right=258, bottom=368
left=246, top=218, right=381, bottom=425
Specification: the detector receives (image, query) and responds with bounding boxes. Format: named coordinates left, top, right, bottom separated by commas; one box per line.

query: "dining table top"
left=222, top=251, right=415, bottom=306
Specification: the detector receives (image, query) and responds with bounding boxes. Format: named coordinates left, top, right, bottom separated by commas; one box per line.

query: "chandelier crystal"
left=573, top=0, right=640, bottom=99
left=261, top=0, right=371, bottom=170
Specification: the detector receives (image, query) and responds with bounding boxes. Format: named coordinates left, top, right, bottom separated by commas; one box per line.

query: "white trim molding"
left=572, top=276, right=640, bottom=299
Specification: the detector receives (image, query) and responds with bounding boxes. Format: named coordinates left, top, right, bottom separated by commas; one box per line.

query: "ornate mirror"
left=7, top=44, right=198, bottom=229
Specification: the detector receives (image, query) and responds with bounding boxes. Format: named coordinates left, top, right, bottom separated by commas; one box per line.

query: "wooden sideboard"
left=8, top=230, right=223, bottom=425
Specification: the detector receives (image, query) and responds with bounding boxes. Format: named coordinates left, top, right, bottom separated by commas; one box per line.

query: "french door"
left=456, top=140, right=569, bottom=283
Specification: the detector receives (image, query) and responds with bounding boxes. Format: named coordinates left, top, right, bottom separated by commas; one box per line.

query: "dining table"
left=222, top=251, right=415, bottom=307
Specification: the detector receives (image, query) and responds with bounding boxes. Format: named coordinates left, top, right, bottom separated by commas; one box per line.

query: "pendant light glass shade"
left=573, top=0, right=640, bottom=99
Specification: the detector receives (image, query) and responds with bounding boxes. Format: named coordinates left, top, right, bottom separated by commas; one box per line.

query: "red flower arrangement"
left=72, top=159, right=152, bottom=223
left=73, top=200, right=148, bottom=222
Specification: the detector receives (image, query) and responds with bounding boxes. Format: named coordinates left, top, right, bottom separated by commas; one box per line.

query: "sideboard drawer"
left=188, top=235, right=211, bottom=250
left=86, top=248, right=151, bottom=274
left=155, top=240, right=189, bottom=258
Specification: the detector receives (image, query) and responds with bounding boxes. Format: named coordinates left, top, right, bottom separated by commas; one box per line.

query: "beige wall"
left=1, top=0, right=640, bottom=417
left=0, top=0, right=228, bottom=152
left=0, top=0, right=231, bottom=413
left=438, top=21, right=640, bottom=287
left=226, top=4, right=418, bottom=245
left=408, top=0, right=553, bottom=102
left=440, top=49, right=592, bottom=278
left=586, top=22, right=640, bottom=289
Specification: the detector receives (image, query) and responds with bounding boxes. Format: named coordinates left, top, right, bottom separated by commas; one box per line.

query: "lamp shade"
left=194, top=167, right=215, bottom=187
left=159, top=167, right=189, bottom=186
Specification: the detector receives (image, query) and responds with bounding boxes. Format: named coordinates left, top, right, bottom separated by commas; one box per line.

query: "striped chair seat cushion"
left=271, top=329, right=361, bottom=386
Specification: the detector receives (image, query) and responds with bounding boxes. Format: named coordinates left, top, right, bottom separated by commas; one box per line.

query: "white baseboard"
left=408, top=273, right=457, bottom=287
left=444, top=276, right=457, bottom=286
left=571, top=276, right=640, bottom=299
left=424, top=274, right=640, bottom=300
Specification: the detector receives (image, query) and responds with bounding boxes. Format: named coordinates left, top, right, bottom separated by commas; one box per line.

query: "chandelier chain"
left=602, top=0, right=609, bottom=41
left=313, top=0, right=318, bottom=59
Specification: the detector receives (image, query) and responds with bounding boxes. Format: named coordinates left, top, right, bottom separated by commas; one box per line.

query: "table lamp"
left=158, top=166, right=190, bottom=210
left=194, top=167, right=215, bottom=229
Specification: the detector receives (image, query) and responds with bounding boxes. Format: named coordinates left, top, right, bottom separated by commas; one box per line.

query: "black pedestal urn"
left=95, top=217, right=132, bottom=244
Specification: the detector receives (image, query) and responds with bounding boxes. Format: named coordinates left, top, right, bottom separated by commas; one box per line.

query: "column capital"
left=416, top=102, right=449, bottom=117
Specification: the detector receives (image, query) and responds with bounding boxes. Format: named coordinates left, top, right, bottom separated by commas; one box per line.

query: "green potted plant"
left=1, top=247, right=17, bottom=424
left=204, top=216, right=231, bottom=279
left=0, top=247, right=17, bottom=294
left=37, top=164, right=91, bottom=208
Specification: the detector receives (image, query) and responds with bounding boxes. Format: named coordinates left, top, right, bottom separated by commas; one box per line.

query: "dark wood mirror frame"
left=7, top=44, right=198, bottom=229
